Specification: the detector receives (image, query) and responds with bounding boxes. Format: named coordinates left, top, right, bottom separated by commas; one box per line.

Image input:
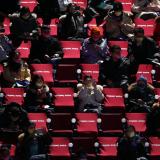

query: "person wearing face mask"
left=76, top=75, right=104, bottom=113
left=58, top=3, right=85, bottom=40
left=16, top=122, right=52, bottom=160
left=99, top=45, right=129, bottom=90
left=29, top=25, right=63, bottom=65
left=103, top=1, right=135, bottom=40
left=81, top=27, right=109, bottom=64
left=117, top=125, right=149, bottom=160
left=127, top=76, right=155, bottom=112
left=24, top=74, right=51, bottom=112
left=9, top=7, right=38, bottom=47
left=128, top=27, right=159, bottom=75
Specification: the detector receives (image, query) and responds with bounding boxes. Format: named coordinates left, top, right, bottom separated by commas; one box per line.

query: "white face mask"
left=36, top=82, right=43, bottom=88
left=115, top=11, right=122, bottom=16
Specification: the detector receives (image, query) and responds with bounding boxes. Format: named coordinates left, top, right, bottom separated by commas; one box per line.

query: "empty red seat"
left=126, top=113, right=147, bottom=133
left=56, top=64, right=78, bottom=84
left=81, top=64, right=99, bottom=82
left=28, top=113, right=48, bottom=131
left=49, top=137, right=71, bottom=160
left=149, top=137, right=160, bottom=160
left=50, top=19, right=58, bottom=36
left=48, top=113, right=73, bottom=135
left=1, top=88, right=25, bottom=105
left=109, top=41, right=128, bottom=57
left=115, top=0, right=132, bottom=12
left=3, top=18, right=10, bottom=35
left=60, top=41, right=81, bottom=63
left=51, top=88, right=74, bottom=112
left=0, top=65, right=4, bottom=74
left=72, top=137, right=96, bottom=158
left=17, top=41, right=31, bottom=59
left=103, top=88, right=125, bottom=112
left=134, top=18, right=155, bottom=37
left=75, top=113, right=98, bottom=135
left=100, top=113, right=124, bottom=134
left=31, top=64, right=54, bottom=83
left=136, top=64, right=153, bottom=84
left=72, top=0, right=87, bottom=9
left=97, top=137, right=118, bottom=160
left=19, top=0, right=38, bottom=12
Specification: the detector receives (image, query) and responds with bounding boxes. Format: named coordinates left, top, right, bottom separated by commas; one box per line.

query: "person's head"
left=113, top=2, right=123, bottom=17
left=9, top=51, right=21, bottom=63
left=137, top=76, right=147, bottom=89
left=83, top=75, right=93, bottom=87
left=20, top=7, right=31, bottom=20
left=41, top=25, right=51, bottom=38
left=7, top=102, right=21, bottom=122
left=91, top=27, right=101, bottom=41
left=9, top=61, right=22, bottom=73
left=31, top=74, right=45, bottom=89
left=125, top=125, right=136, bottom=138
left=134, top=27, right=145, bottom=44
left=0, top=146, right=10, bottom=160
left=27, top=122, right=36, bottom=135
left=110, top=45, right=121, bottom=62
left=67, top=3, right=80, bottom=14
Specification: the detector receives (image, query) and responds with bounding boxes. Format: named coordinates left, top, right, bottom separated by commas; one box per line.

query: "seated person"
left=58, top=3, right=85, bottom=40
left=0, top=102, right=29, bottom=132
left=29, top=25, right=63, bottom=66
left=132, top=0, right=160, bottom=20
left=76, top=75, right=104, bottom=114
left=99, top=45, right=129, bottom=89
left=1, top=51, right=31, bottom=87
left=117, top=125, right=149, bottom=160
left=9, top=7, right=38, bottom=47
left=154, top=16, right=160, bottom=42
left=0, top=145, right=13, bottom=160
left=147, top=99, right=160, bottom=135
left=103, top=1, right=135, bottom=40
left=81, top=27, right=109, bottom=64
left=128, top=76, right=155, bottom=112
left=0, top=26, right=13, bottom=63
left=16, top=122, right=52, bottom=160
left=24, top=74, right=51, bottom=112
left=128, top=27, right=159, bottom=74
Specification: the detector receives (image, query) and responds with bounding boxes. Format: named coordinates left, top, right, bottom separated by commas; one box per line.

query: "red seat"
left=115, top=0, right=132, bottom=12
left=136, top=64, right=153, bottom=84
left=72, top=0, right=87, bottom=9
left=75, top=113, right=98, bottom=135
left=19, top=0, right=38, bottom=12
left=49, top=137, right=71, bottom=160
left=72, top=137, right=96, bottom=158
left=87, top=18, right=104, bottom=36
left=0, top=65, right=4, bottom=74
left=109, top=41, right=128, bottom=57
left=134, top=18, right=155, bottom=37
left=49, top=113, right=73, bottom=135
left=126, top=113, right=147, bottom=133
left=100, top=113, right=124, bottom=134
left=51, top=88, right=74, bottom=112
left=103, top=88, right=125, bottom=112
left=17, top=41, right=31, bottom=59
left=81, top=64, right=99, bottom=82
left=2, top=88, right=25, bottom=105
left=97, top=137, right=118, bottom=160
left=50, top=19, right=58, bottom=36
left=28, top=113, right=48, bottom=131
left=3, top=18, right=10, bottom=35
left=60, top=41, right=81, bottom=63
left=149, top=137, right=160, bottom=160
left=56, top=64, right=78, bottom=84
left=31, top=64, right=54, bottom=83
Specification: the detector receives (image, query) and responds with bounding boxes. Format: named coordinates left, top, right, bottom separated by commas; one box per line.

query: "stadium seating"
left=115, top=0, right=132, bottom=12
left=19, top=0, right=38, bottom=12
left=72, top=0, right=88, bottom=9
left=3, top=18, right=10, bottom=35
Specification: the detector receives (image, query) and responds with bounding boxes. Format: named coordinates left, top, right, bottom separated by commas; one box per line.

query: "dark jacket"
left=99, top=56, right=129, bottom=87
left=128, top=37, right=159, bottom=64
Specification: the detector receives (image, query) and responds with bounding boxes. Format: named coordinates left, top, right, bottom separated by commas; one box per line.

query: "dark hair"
left=41, top=25, right=50, bottom=32
left=134, top=27, right=144, bottom=35
left=109, top=45, right=121, bottom=53
left=31, top=74, right=44, bottom=86
left=113, top=2, right=123, bottom=11
left=84, top=75, right=92, bottom=81
left=20, top=7, right=30, bottom=16
left=125, top=125, right=136, bottom=133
